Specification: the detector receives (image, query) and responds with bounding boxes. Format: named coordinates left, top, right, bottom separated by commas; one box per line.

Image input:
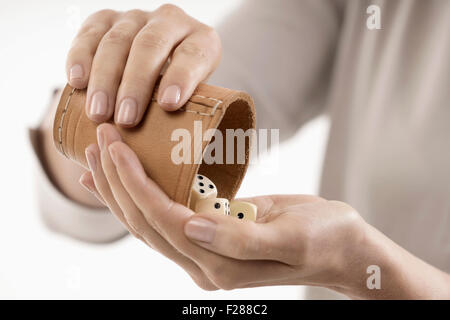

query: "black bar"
left=0, top=300, right=448, bottom=318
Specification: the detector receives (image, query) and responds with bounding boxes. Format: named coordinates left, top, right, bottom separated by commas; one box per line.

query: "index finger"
left=66, top=10, right=118, bottom=88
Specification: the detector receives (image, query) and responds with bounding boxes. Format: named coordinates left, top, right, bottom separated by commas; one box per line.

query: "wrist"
left=330, top=216, right=376, bottom=297
left=333, top=219, right=450, bottom=299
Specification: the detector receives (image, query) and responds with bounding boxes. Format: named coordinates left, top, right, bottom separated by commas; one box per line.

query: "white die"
left=230, top=201, right=257, bottom=221
left=195, top=198, right=230, bottom=216
left=190, top=174, right=218, bottom=209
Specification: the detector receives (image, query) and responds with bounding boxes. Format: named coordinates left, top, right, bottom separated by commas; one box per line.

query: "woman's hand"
left=80, top=124, right=369, bottom=293
left=67, top=6, right=221, bottom=126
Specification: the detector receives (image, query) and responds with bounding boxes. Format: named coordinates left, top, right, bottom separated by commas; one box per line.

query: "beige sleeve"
left=209, top=0, right=342, bottom=141
left=29, top=128, right=128, bottom=244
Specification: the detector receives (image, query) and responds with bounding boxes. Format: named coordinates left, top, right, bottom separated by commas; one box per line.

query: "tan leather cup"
left=53, top=82, right=255, bottom=207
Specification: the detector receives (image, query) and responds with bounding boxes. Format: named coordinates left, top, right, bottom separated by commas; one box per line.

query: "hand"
left=66, top=6, right=221, bottom=126
left=80, top=124, right=367, bottom=292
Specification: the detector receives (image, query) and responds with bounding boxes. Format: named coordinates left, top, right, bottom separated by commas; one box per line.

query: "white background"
left=0, top=0, right=328, bottom=299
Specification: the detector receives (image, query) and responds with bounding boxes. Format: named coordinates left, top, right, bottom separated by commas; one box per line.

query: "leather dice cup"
left=52, top=81, right=256, bottom=208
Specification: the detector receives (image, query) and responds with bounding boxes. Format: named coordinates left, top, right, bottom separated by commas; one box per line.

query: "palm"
left=238, top=194, right=323, bottom=223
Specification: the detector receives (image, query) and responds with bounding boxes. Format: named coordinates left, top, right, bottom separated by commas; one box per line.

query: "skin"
left=66, top=6, right=221, bottom=125
left=40, top=6, right=450, bottom=298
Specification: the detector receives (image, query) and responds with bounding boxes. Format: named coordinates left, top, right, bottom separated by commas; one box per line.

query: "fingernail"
left=117, top=98, right=137, bottom=125
left=79, top=175, right=94, bottom=193
left=85, top=149, right=97, bottom=172
left=69, top=64, right=83, bottom=81
left=90, top=91, right=108, bottom=117
left=108, top=145, right=119, bottom=166
left=160, top=85, right=181, bottom=105
left=185, top=218, right=216, bottom=243
left=97, top=129, right=105, bottom=151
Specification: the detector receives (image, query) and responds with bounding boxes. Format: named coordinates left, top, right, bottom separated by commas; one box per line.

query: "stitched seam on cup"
left=72, top=99, right=87, bottom=164
left=151, top=95, right=222, bottom=116
left=57, top=87, right=76, bottom=158
left=189, top=95, right=222, bottom=116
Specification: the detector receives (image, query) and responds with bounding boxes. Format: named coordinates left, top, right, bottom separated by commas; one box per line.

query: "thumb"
left=184, top=211, right=292, bottom=264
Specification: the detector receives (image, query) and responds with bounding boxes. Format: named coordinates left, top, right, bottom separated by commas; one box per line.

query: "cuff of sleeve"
left=29, top=127, right=128, bottom=243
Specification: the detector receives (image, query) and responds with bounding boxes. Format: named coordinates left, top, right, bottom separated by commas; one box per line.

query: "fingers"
left=157, top=27, right=221, bottom=111
left=78, top=171, right=106, bottom=205
left=106, top=139, right=186, bottom=235
left=96, top=123, right=160, bottom=236
left=106, top=139, right=291, bottom=289
left=115, top=8, right=193, bottom=126
left=85, top=142, right=132, bottom=230
left=183, top=196, right=338, bottom=268
left=105, top=140, right=207, bottom=257
left=66, top=10, right=118, bottom=89
left=96, top=124, right=217, bottom=290
left=68, top=6, right=222, bottom=130
left=86, top=11, right=148, bottom=123
left=85, top=139, right=150, bottom=244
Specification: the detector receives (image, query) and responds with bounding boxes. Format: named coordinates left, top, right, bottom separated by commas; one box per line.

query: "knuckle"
left=77, top=23, right=105, bottom=40
left=91, top=9, right=117, bottom=20
left=115, top=20, right=139, bottom=31
left=328, top=200, right=358, bottom=218
left=181, top=67, right=198, bottom=81
left=328, top=200, right=350, bottom=209
left=327, top=200, right=363, bottom=232
left=178, top=42, right=208, bottom=61
left=120, top=74, right=150, bottom=91
left=157, top=3, right=184, bottom=16
left=103, top=26, right=134, bottom=45
left=202, top=27, right=222, bottom=59
left=315, top=196, right=327, bottom=203
left=203, top=26, right=221, bottom=47
left=169, top=65, right=199, bottom=83
left=135, top=27, right=170, bottom=49
left=124, top=9, right=146, bottom=18
left=306, top=195, right=327, bottom=203
left=90, top=63, right=118, bottom=82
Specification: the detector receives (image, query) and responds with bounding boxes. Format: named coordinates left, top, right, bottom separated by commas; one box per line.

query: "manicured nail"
left=85, top=148, right=97, bottom=172
left=117, top=98, right=138, bottom=125
left=97, top=126, right=105, bottom=151
left=160, top=85, right=181, bottom=105
left=184, top=217, right=216, bottom=243
left=69, top=64, right=83, bottom=81
left=90, top=91, right=108, bottom=117
left=79, top=175, right=93, bottom=193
